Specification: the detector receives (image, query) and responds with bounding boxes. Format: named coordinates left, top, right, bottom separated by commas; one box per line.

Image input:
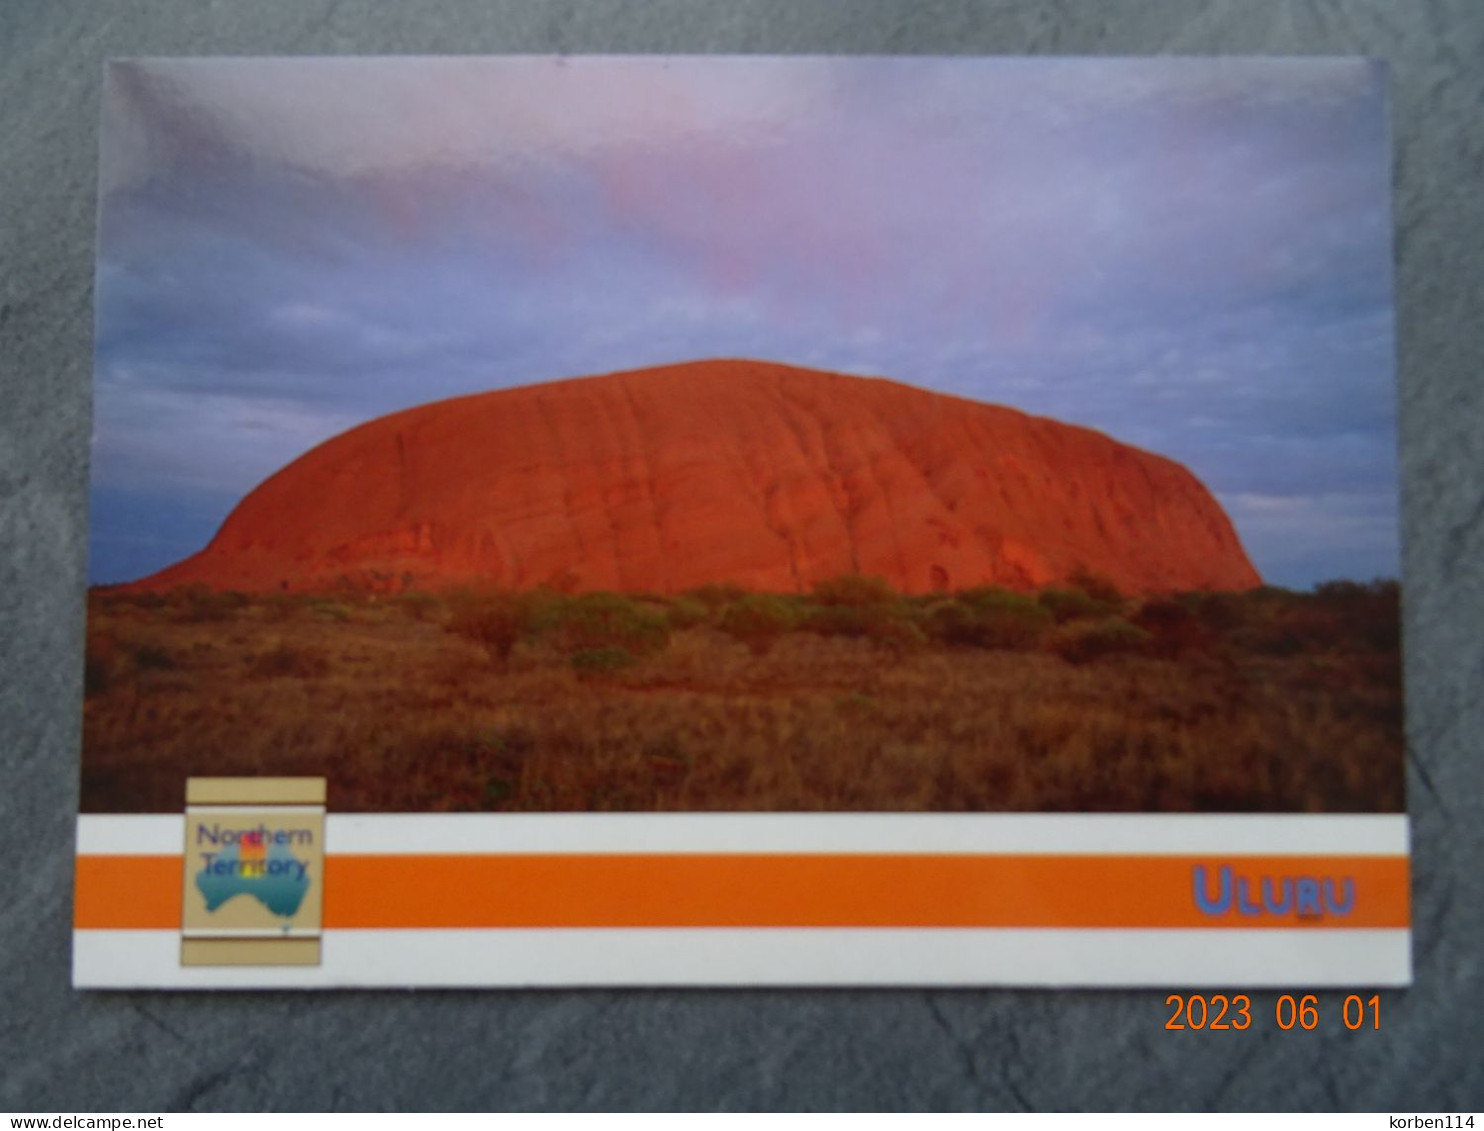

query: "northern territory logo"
left=181, top=777, right=326, bottom=967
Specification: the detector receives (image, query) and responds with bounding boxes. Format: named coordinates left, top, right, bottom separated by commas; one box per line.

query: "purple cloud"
left=91, top=57, right=1396, bottom=588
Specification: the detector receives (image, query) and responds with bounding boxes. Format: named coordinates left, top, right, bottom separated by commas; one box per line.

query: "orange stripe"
left=74, top=855, right=182, bottom=929
left=75, top=854, right=1410, bottom=930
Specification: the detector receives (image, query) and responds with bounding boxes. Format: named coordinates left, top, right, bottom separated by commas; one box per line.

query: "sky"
left=90, top=56, right=1398, bottom=589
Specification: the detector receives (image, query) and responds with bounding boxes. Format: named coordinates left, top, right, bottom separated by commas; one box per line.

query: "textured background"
left=2, top=0, right=1480, bottom=1112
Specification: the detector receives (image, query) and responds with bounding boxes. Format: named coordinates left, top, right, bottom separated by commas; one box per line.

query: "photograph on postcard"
left=82, top=56, right=1402, bottom=819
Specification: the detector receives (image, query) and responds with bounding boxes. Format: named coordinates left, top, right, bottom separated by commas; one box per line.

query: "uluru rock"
left=127, top=360, right=1261, bottom=596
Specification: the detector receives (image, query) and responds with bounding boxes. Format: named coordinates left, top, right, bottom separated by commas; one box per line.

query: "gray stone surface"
left=2, top=0, right=1480, bottom=1112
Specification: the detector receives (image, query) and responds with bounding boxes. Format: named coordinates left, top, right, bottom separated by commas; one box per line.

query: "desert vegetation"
left=79, top=575, right=1404, bottom=813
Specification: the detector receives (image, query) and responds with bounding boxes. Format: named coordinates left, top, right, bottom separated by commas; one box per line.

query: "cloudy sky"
left=91, top=56, right=1397, bottom=588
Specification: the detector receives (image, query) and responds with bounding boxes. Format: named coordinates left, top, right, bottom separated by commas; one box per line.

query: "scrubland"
left=80, top=574, right=1404, bottom=813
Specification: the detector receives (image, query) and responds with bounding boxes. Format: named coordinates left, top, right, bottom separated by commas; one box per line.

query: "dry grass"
left=79, top=580, right=1405, bottom=814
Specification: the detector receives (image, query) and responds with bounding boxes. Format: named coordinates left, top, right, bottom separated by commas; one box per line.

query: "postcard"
left=75, top=55, right=1408, bottom=988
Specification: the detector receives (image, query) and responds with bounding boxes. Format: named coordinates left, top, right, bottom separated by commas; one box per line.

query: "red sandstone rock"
left=127, top=360, right=1261, bottom=596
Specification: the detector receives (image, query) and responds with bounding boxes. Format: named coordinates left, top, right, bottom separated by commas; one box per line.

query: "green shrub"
left=684, top=582, right=749, bottom=611
left=922, top=600, right=976, bottom=645
left=1176, top=590, right=1246, bottom=633
left=398, top=592, right=447, bottom=623
left=570, top=645, right=636, bottom=677
left=802, top=602, right=925, bottom=651
left=717, top=594, right=797, bottom=656
left=1222, top=581, right=1400, bottom=658
left=956, top=586, right=1037, bottom=614
left=1133, top=598, right=1216, bottom=658
left=1312, top=578, right=1401, bottom=652
left=1221, top=587, right=1333, bottom=657
left=446, top=592, right=540, bottom=662
left=664, top=596, right=711, bottom=630
left=311, top=601, right=352, bottom=623
left=1049, top=617, right=1150, bottom=664
left=539, top=592, right=671, bottom=657
left=809, top=574, right=899, bottom=607
left=1312, top=579, right=1380, bottom=604
left=1038, top=586, right=1117, bottom=624
left=924, top=593, right=1050, bottom=651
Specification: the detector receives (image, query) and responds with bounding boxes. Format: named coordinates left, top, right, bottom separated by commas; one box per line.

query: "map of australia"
left=195, top=834, right=311, bottom=919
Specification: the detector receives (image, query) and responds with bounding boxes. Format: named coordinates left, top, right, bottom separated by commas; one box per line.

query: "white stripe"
left=76, top=812, right=1410, bottom=857
left=72, top=927, right=1411, bottom=988
left=77, top=814, right=183, bottom=855
left=180, top=929, right=322, bottom=938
